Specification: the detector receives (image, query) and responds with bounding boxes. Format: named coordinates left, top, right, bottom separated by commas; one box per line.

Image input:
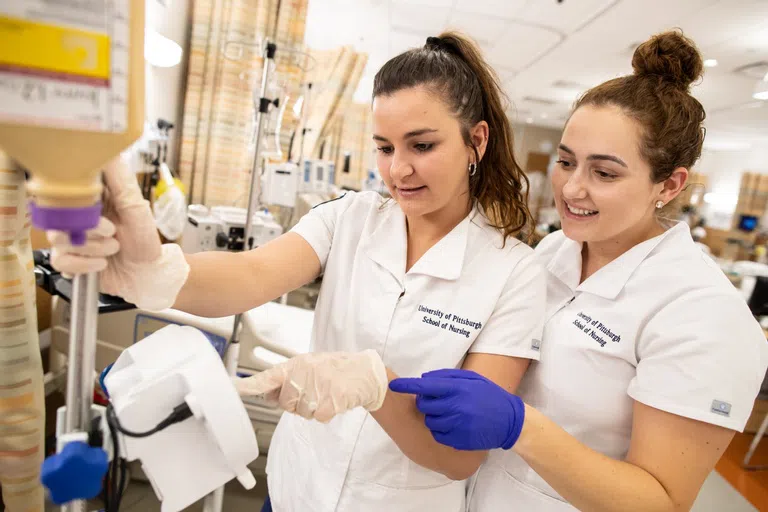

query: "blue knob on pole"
left=41, top=441, right=109, bottom=505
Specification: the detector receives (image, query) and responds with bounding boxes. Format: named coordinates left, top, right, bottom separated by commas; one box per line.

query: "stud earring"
left=469, top=162, right=477, bottom=177
left=655, top=200, right=664, bottom=209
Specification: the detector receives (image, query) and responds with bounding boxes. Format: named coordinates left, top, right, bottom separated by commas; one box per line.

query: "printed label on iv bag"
left=0, top=0, right=129, bottom=132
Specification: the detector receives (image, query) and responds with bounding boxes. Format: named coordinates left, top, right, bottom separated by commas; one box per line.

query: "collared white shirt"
left=468, top=222, right=768, bottom=511
left=265, top=191, right=545, bottom=512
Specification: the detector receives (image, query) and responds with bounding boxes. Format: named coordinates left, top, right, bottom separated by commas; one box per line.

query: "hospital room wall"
left=145, top=0, right=193, bottom=171
left=695, top=146, right=768, bottom=230
left=512, top=124, right=562, bottom=170
left=512, top=123, right=562, bottom=217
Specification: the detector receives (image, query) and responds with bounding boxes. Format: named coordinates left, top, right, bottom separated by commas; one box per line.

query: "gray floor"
left=44, top=477, right=267, bottom=512
left=44, top=470, right=754, bottom=511
left=114, top=479, right=268, bottom=512
left=692, top=472, right=758, bottom=512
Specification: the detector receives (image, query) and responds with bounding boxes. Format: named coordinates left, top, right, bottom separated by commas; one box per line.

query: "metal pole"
left=204, top=39, right=277, bottom=512
left=61, top=273, right=100, bottom=512
left=296, top=82, right=312, bottom=163
left=201, top=486, right=225, bottom=512
left=228, top=40, right=276, bottom=349
left=278, top=80, right=311, bottom=306
left=244, top=41, right=275, bottom=252
left=743, top=411, right=768, bottom=469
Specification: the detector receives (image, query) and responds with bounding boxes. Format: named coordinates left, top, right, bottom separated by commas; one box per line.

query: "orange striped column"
left=0, top=152, right=44, bottom=512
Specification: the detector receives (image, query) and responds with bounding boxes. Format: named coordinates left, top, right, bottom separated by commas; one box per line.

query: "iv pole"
left=276, top=80, right=312, bottom=307
left=296, top=81, right=312, bottom=165
left=62, top=274, right=100, bottom=512
left=201, top=38, right=277, bottom=512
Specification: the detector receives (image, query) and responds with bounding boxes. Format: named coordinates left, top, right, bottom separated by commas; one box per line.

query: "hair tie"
left=425, top=36, right=447, bottom=51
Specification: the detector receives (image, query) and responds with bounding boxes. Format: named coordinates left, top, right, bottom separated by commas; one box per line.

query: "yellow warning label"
left=0, top=15, right=110, bottom=81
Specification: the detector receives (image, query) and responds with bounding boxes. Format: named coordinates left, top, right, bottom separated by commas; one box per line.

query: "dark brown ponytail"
left=373, top=31, right=532, bottom=241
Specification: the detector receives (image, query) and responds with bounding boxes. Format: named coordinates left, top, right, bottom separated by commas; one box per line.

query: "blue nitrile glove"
left=41, top=442, right=109, bottom=505
left=389, top=368, right=525, bottom=451
left=99, top=362, right=114, bottom=398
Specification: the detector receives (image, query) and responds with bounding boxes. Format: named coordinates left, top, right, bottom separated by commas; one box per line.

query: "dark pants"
left=261, top=495, right=272, bottom=512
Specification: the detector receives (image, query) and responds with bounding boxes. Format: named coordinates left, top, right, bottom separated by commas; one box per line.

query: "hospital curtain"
left=178, top=0, right=309, bottom=207
left=177, top=0, right=370, bottom=208
left=301, top=48, right=369, bottom=163
left=0, top=152, right=45, bottom=512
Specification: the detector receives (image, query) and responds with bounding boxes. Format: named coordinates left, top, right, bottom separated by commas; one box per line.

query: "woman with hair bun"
left=391, top=30, right=768, bottom=511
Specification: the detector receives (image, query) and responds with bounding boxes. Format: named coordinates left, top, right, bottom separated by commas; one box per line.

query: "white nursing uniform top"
left=265, top=191, right=546, bottom=512
left=468, top=222, right=768, bottom=511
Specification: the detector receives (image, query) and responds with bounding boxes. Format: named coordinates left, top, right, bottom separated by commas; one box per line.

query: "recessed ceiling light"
left=540, top=113, right=548, bottom=119
left=526, top=117, right=534, bottom=124
left=703, top=59, right=718, bottom=68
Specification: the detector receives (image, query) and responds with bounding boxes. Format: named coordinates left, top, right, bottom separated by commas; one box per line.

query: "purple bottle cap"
left=29, top=203, right=102, bottom=246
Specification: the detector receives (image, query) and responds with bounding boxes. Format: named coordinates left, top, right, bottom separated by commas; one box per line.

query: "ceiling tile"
left=447, top=11, right=509, bottom=46
left=452, top=0, right=527, bottom=19
left=393, top=0, right=454, bottom=7
left=388, top=29, right=431, bottom=56
left=488, top=23, right=562, bottom=73
left=304, top=0, right=389, bottom=50
left=678, top=0, right=768, bottom=49
left=389, top=2, right=451, bottom=33
left=516, top=0, right=622, bottom=34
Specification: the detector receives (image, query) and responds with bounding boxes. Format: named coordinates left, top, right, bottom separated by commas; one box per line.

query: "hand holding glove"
left=234, top=350, right=389, bottom=423
left=46, top=154, right=189, bottom=310
left=389, top=369, right=525, bottom=451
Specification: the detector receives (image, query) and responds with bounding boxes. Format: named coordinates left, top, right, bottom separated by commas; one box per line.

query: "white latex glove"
left=234, top=350, right=389, bottom=423
left=47, top=154, right=190, bottom=311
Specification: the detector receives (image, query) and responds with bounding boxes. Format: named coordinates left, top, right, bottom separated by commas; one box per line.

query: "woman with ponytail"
left=46, top=32, right=544, bottom=511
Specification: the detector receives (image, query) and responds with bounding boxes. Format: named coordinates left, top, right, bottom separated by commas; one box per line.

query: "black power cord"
left=106, top=408, right=120, bottom=512
left=106, top=402, right=193, bottom=438
left=102, top=402, right=194, bottom=510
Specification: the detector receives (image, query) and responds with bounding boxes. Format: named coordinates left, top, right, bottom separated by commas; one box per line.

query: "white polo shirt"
left=265, top=191, right=546, bottom=512
left=468, top=222, right=768, bottom=511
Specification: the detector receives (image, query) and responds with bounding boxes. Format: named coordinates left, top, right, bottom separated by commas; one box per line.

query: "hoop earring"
left=469, top=162, right=477, bottom=177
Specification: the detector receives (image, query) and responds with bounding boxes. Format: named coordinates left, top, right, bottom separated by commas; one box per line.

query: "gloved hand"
left=234, top=350, right=389, bottom=423
left=46, top=154, right=190, bottom=311
left=389, top=369, right=525, bottom=451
